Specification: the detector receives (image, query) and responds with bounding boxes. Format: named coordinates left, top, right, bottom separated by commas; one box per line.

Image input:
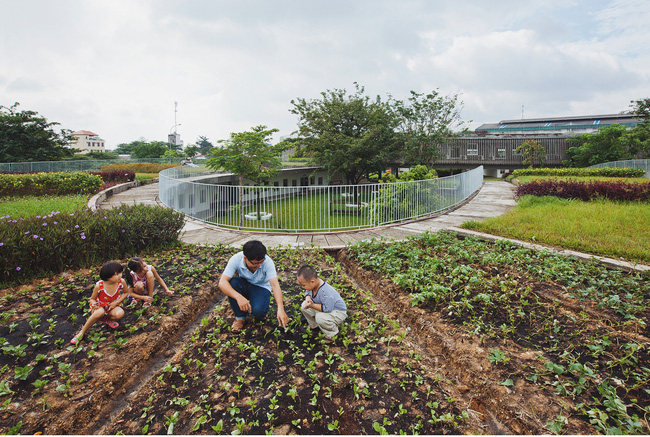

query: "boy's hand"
left=302, top=296, right=313, bottom=309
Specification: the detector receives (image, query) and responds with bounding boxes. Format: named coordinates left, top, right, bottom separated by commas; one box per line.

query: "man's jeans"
left=228, top=277, right=271, bottom=320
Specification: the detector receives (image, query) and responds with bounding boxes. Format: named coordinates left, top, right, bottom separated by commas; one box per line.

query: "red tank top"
left=97, top=280, right=123, bottom=304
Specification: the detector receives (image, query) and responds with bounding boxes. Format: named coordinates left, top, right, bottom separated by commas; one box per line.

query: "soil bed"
left=0, top=231, right=648, bottom=434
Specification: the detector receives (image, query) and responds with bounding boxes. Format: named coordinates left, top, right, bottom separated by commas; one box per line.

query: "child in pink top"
left=70, top=261, right=128, bottom=344
left=125, top=257, right=173, bottom=308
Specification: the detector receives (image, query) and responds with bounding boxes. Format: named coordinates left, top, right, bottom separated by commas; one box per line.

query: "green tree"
left=0, top=103, right=75, bottom=162
left=289, top=84, right=400, bottom=186
left=130, top=140, right=169, bottom=158
left=390, top=90, right=465, bottom=166
left=564, top=124, right=634, bottom=167
left=163, top=149, right=184, bottom=159
left=184, top=145, right=198, bottom=158
left=206, top=125, right=287, bottom=226
left=73, top=150, right=119, bottom=160
left=516, top=139, right=546, bottom=168
left=196, top=136, right=214, bottom=155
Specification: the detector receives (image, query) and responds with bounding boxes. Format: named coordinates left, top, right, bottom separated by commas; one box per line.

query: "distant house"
left=71, top=130, right=106, bottom=154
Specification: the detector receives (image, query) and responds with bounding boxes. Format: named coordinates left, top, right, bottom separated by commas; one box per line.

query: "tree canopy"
left=289, top=84, right=399, bottom=185
left=564, top=123, right=648, bottom=167
left=0, top=103, right=75, bottom=162
left=115, top=140, right=169, bottom=158
left=288, top=84, right=464, bottom=184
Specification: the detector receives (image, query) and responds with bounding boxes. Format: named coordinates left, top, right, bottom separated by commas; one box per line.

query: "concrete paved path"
left=98, top=180, right=517, bottom=249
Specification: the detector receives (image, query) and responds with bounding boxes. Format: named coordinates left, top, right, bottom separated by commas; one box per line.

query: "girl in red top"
left=70, top=261, right=128, bottom=345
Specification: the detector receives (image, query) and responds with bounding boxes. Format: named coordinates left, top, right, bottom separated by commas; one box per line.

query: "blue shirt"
left=306, top=281, right=347, bottom=313
left=223, top=252, right=277, bottom=292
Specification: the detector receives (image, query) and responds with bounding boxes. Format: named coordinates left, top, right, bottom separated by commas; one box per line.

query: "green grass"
left=135, top=173, right=159, bottom=182
left=0, top=195, right=88, bottom=219
left=461, top=195, right=650, bottom=264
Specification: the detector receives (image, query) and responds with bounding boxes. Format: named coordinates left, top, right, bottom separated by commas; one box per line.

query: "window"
left=273, top=181, right=279, bottom=187
left=593, top=120, right=600, bottom=125
left=467, top=144, right=478, bottom=156
left=177, top=194, right=184, bottom=208
left=283, top=179, right=288, bottom=187
left=200, top=190, right=206, bottom=203
left=292, top=179, right=297, bottom=186
left=188, top=194, right=194, bottom=208
left=318, top=176, right=323, bottom=185
left=496, top=148, right=506, bottom=159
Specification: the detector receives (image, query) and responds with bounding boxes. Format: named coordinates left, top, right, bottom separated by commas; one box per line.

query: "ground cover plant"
left=0, top=172, right=102, bottom=197
left=347, top=231, right=650, bottom=434
left=0, top=244, right=473, bottom=435
left=1, top=232, right=648, bottom=434
left=462, top=195, right=650, bottom=263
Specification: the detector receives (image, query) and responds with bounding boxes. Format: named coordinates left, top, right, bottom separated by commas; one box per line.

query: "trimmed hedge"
left=511, top=167, right=645, bottom=178
left=0, top=204, right=185, bottom=285
left=100, top=163, right=178, bottom=174
left=515, top=179, right=650, bottom=202
left=89, top=170, right=136, bottom=183
left=0, top=172, right=103, bottom=197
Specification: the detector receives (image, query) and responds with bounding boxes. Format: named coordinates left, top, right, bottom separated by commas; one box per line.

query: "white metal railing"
left=159, top=165, right=484, bottom=233
left=587, top=159, right=650, bottom=178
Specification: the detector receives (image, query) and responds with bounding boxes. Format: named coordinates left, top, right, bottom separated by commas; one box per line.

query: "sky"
left=2, top=0, right=650, bottom=149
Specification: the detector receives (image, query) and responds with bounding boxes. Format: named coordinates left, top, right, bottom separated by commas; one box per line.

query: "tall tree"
left=0, top=103, right=74, bottom=162
left=206, top=126, right=286, bottom=226
left=196, top=135, right=214, bottom=156
left=564, top=124, right=633, bottom=167
left=390, top=90, right=465, bottom=166
left=130, top=140, right=169, bottom=158
left=289, top=84, right=399, bottom=186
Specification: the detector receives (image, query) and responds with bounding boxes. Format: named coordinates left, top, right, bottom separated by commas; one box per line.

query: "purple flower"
left=121, top=229, right=125, bottom=233
left=75, top=225, right=79, bottom=229
left=25, top=231, right=30, bottom=235
left=40, top=237, right=43, bottom=241
left=81, top=235, right=86, bottom=240
left=53, top=221, right=58, bottom=225
left=33, top=235, right=38, bottom=239
left=16, top=267, right=20, bottom=271
left=0, top=242, right=3, bottom=246
left=42, top=222, right=47, bottom=226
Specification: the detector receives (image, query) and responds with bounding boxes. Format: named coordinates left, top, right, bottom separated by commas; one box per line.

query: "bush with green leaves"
left=0, top=204, right=184, bottom=285
left=511, top=167, right=644, bottom=178
left=0, top=172, right=103, bottom=197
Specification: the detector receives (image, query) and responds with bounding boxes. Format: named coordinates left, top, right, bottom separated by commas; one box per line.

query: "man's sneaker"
left=231, top=319, right=246, bottom=332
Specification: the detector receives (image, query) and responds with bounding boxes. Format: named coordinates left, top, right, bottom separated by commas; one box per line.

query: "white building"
left=71, top=130, right=106, bottom=153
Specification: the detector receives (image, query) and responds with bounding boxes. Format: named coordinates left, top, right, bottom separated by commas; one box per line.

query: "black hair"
left=100, top=261, right=124, bottom=281
left=297, top=265, right=318, bottom=281
left=124, top=257, right=145, bottom=287
left=243, top=240, right=267, bottom=261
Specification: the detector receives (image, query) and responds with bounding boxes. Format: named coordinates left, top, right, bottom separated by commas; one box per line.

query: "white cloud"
left=1, top=0, right=649, bottom=148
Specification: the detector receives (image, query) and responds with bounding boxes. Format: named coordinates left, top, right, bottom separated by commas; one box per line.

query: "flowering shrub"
left=0, top=172, right=103, bottom=197
left=0, top=204, right=185, bottom=285
left=511, top=167, right=645, bottom=178
left=515, top=179, right=650, bottom=202
left=100, top=163, right=178, bottom=174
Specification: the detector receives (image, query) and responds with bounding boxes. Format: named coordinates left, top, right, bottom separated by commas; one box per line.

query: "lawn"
left=462, top=195, right=650, bottom=263
left=0, top=195, right=88, bottom=219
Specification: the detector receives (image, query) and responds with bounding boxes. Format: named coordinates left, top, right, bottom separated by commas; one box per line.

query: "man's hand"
left=277, top=308, right=289, bottom=328
left=236, top=295, right=251, bottom=313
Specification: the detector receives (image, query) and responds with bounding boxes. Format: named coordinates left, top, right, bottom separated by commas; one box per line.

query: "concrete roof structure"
left=475, top=114, right=639, bottom=135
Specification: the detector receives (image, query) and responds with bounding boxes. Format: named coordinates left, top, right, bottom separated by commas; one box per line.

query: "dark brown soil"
left=0, top=242, right=647, bottom=435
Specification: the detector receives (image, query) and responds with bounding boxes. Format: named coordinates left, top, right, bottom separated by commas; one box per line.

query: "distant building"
left=71, top=130, right=106, bottom=154
left=474, top=113, right=639, bottom=136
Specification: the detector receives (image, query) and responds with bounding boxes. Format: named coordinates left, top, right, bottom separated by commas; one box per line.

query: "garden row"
left=0, top=171, right=136, bottom=197
left=515, top=179, right=650, bottom=202
left=0, top=244, right=474, bottom=435
left=346, top=231, right=650, bottom=434
left=510, top=167, right=646, bottom=178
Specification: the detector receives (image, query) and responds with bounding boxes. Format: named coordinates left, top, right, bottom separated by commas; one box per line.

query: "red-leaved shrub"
left=516, top=180, right=650, bottom=202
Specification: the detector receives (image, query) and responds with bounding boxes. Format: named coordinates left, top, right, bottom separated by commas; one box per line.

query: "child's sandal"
left=106, top=320, right=119, bottom=329
left=70, top=332, right=83, bottom=345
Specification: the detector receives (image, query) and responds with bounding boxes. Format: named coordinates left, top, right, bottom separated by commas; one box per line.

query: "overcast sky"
left=2, top=0, right=649, bottom=149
